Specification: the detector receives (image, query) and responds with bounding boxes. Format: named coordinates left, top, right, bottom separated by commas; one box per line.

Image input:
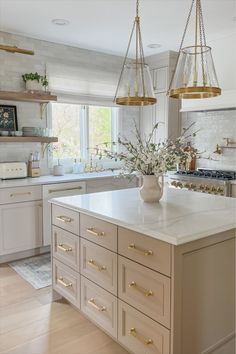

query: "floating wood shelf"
left=0, top=91, right=57, bottom=103
left=0, top=136, right=58, bottom=143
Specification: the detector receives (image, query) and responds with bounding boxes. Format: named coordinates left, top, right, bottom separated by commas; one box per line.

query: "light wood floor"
left=0, top=264, right=129, bottom=354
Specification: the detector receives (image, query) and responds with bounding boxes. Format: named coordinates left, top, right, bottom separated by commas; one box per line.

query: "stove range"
left=176, top=169, right=236, bottom=181
left=169, top=169, right=235, bottom=196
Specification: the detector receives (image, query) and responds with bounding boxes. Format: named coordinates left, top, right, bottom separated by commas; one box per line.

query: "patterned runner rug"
left=9, top=253, right=51, bottom=289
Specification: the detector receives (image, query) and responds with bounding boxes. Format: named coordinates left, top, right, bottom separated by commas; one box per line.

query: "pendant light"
left=168, top=0, right=221, bottom=99
left=114, top=0, right=156, bottom=106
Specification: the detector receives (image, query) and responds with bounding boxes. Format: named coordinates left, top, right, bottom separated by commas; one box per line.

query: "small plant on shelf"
left=22, top=72, right=49, bottom=92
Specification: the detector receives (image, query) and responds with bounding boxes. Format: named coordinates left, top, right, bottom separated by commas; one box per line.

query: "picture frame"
left=0, top=105, right=18, bottom=131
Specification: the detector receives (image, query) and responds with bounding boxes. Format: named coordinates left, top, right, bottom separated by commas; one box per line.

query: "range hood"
left=180, top=89, right=236, bottom=112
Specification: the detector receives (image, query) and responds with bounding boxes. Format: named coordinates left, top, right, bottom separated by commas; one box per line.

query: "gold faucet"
left=214, top=144, right=222, bottom=155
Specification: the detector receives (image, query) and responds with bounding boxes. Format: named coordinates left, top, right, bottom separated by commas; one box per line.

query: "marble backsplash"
left=181, top=109, right=236, bottom=171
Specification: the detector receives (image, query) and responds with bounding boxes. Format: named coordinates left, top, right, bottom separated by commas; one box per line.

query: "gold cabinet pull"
left=57, top=243, right=73, bottom=252
left=88, top=298, right=106, bottom=312
left=56, top=216, right=73, bottom=223
left=48, top=186, right=83, bottom=194
left=57, top=277, right=72, bottom=288
left=129, top=328, right=153, bottom=345
left=86, top=227, right=105, bottom=237
left=87, top=259, right=106, bottom=271
left=129, top=281, right=153, bottom=297
left=10, top=191, right=31, bottom=197
left=128, top=243, right=153, bottom=256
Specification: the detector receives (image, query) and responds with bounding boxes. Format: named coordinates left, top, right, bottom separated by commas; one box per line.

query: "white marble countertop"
left=0, top=171, right=124, bottom=189
left=50, top=188, right=236, bottom=246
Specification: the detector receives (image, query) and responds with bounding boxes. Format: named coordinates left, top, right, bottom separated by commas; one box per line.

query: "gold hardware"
left=199, top=184, right=204, bottom=190
left=176, top=181, right=183, bottom=188
left=129, top=328, right=153, bottom=345
left=128, top=243, right=153, bottom=256
left=129, top=281, right=153, bottom=297
left=190, top=183, right=196, bottom=189
left=211, top=186, right=217, bottom=193
left=57, top=277, right=72, bottom=288
left=217, top=187, right=224, bottom=194
left=58, top=243, right=73, bottom=252
left=48, top=186, right=83, bottom=194
left=204, top=185, right=210, bottom=191
left=87, top=298, right=106, bottom=312
left=0, top=44, right=34, bottom=55
left=114, top=0, right=156, bottom=106
left=214, top=144, right=222, bottom=155
left=10, top=192, right=31, bottom=197
left=223, top=138, right=236, bottom=146
left=86, top=227, right=105, bottom=237
left=169, top=86, right=221, bottom=99
left=171, top=180, right=177, bottom=187
left=88, top=259, right=106, bottom=271
left=56, top=216, right=73, bottom=223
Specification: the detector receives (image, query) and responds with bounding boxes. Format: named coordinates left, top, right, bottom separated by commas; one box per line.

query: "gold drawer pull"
left=86, top=227, right=105, bottom=237
left=58, top=243, right=73, bottom=252
left=129, top=328, right=153, bottom=345
left=129, top=281, right=153, bottom=297
left=88, top=259, right=106, bottom=271
left=49, top=186, right=83, bottom=194
left=57, top=277, right=72, bottom=288
left=56, top=216, right=73, bottom=223
left=128, top=243, right=153, bottom=256
left=88, top=298, right=106, bottom=312
left=10, top=192, right=31, bottom=197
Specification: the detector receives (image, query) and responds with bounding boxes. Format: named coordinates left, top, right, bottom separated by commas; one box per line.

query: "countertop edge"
left=49, top=198, right=236, bottom=246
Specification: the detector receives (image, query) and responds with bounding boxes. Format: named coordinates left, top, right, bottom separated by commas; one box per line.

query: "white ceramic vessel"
left=139, top=175, right=164, bottom=203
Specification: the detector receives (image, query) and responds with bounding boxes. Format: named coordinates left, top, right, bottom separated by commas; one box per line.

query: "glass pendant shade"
left=169, top=0, right=221, bottom=99
left=115, top=63, right=156, bottom=106
left=114, top=0, right=157, bottom=106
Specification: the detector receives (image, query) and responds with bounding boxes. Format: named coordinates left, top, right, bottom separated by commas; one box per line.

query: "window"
left=51, top=103, right=119, bottom=161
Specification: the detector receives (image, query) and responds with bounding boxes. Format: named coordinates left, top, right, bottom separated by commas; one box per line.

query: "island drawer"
left=52, top=226, right=79, bottom=271
left=80, top=214, right=117, bottom=252
left=81, top=276, right=117, bottom=339
left=53, top=259, right=80, bottom=308
left=0, top=185, right=42, bottom=204
left=52, top=205, right=79, bottom=235
left=118, top=300, right=170, bottom=354
left=118, top=256, right=170, bottom=328
left=118, top=227, right=171, bottom=276
left=80, top=238, right=117, bottom=295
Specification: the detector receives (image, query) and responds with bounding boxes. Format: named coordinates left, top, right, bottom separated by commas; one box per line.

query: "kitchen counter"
left=50, top=187, right=236, bottom=245
left=0, top=170, right=125, bottom=189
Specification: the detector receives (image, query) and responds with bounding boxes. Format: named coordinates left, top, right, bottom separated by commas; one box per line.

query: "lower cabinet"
left=0, top=200, right=43, bottom=255
left=118, top=300, right=170, bottom=354
left=53, top=258, right=80, bottom=308
left=81, top=276, right=117, bottom=338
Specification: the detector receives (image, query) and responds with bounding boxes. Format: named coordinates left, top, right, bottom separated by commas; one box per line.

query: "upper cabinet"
left=152, top=67, right=168, bottom=93
left=140, top=51, right=180, bottom=143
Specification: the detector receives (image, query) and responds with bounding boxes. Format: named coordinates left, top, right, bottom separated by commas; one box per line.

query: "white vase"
left=26, top=80, right=43, bottom=92
left=53, top=164, right=64, bottom=176
left=139, top=175, right=164, bottom=203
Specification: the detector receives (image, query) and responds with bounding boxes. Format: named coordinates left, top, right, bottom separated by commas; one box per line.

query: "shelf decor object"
left=0, top=44, right=34, bottom=55
left=114, top=0, right=156, bottom=106
left=168, top=0, right=221, bottom=99
left=0, top=105, right=17, bottom=131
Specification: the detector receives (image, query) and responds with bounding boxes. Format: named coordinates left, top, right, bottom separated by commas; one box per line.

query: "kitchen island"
left=50, top=188, right=236, bottom=354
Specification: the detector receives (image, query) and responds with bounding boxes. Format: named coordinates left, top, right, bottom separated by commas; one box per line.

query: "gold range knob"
left=199, top=184, right=205, bottom=191
left=217, top=187, right=224, bottom=194
left=211, top=186, right=217, bottom=193
left=176, top=182, right=183, bottom=188
left=171, top=181, right=177, bottom=187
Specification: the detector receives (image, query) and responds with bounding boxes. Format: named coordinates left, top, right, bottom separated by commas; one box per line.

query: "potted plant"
left=96, top=123, right=197, bottom=202
left=22, top=72, right=49, bottom=92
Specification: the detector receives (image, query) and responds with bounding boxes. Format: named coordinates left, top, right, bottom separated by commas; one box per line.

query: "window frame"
left=48, top=101, right=119, bottom=164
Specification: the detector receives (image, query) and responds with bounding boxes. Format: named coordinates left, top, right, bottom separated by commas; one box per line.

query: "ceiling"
left=0, top=0, right=235, bottom=57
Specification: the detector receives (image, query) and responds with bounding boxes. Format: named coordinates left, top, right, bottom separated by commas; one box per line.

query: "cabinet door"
left=152, top=92, right=168, bottom=143
left=0, top=201, right=43, bottom=255
left=152, top=67, right=168, bottom=93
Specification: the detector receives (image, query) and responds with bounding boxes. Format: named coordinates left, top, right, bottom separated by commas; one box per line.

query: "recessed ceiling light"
left=147, top=43, right=162, bottom=49
left=52, top=18, right=70, bottom=26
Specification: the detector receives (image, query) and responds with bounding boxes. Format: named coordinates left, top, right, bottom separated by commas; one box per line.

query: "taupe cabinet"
left=51, top=204, right=235, bottom=354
